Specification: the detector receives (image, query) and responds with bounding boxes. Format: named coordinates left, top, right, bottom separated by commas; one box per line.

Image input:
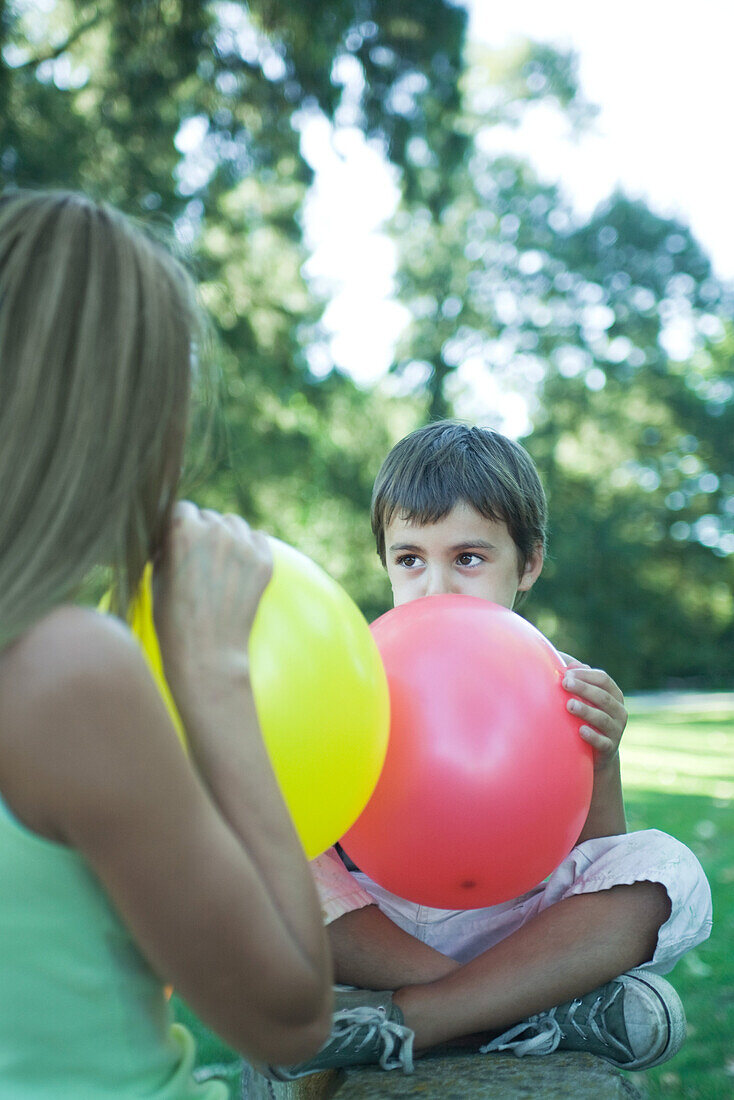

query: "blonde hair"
left=0, top=190, right=201, bottom=647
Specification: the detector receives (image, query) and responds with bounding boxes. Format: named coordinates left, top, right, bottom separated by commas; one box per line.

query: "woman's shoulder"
left=0, top=606, right=157, bottom=840
left=0, top=605, right=142, bottom=703
left=3, top=603, right=134, bottom=660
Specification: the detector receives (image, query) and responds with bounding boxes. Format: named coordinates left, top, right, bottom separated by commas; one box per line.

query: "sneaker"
left=260, top=987, right=415, bottom=1081
left=479, top=969, right=686, bottom=1071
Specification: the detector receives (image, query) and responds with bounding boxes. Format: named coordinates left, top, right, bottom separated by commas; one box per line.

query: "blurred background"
left=3, top=0, right=733, bottom=691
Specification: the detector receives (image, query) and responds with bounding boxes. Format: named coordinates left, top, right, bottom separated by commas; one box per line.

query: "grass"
left=620, top=693, right=734, bottom=1099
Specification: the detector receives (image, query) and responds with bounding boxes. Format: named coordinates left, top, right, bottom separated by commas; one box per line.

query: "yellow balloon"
left=250, top=539, right=389, bottom=858
left=99, top=566, right=188, bottom=753
left=108, top=543, right=390, bottom=859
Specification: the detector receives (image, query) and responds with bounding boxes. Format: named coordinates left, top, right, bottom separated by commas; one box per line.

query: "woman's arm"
left=0, top=606, right=332, bottom=1064
left=153, top=505, right=330, bottom=991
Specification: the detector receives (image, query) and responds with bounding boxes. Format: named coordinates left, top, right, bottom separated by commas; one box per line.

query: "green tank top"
left=0, top=790, right=230, bottom=1099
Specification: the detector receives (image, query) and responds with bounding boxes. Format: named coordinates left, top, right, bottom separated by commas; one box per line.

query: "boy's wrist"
left=589, top=752, right=620, bottom=796
left=581, top=755, right=626, bottom=841
left=594, top=748, right=621, bottom=776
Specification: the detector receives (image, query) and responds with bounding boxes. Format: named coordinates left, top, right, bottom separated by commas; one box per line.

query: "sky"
left=468, top=1, right=734, bottom=274
left=301, top=0, right=734, bottom=413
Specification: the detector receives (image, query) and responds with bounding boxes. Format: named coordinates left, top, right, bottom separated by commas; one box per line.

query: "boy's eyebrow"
left=449, top=539, right=497, bottom=552
left=388, top=542, right=423, bottom=554
left=388, top=539, right=497, bottom=553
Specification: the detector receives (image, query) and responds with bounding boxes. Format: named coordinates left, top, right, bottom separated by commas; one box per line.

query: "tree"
left=389, top=38, right=734, bottom=687
left=0, top=0, right=466, bottom=608
left=3, top=5, right=732, bottom=684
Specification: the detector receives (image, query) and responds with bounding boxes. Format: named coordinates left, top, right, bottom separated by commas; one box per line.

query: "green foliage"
left=2, top=2, right=732, bottom=686
left=389, top=39, right=734, bottom=687
left=0, top=0, right=462, bottom=596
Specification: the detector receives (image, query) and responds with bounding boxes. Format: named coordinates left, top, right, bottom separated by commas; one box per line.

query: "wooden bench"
left=241, top=1050, right=644, bottom=1098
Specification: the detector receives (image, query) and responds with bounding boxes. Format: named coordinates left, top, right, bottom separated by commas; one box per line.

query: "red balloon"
left=341, top=594, right=594, bottom=910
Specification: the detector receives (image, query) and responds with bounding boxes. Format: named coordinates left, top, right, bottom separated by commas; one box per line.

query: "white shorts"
left=311, top=830, right=712, bottom=975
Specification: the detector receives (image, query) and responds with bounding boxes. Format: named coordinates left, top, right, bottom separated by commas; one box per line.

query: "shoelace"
left=480, top=1014, right=562, bottom=1057
left=328, top=1005, right=415, bottom=1072
left=479, top=983, right=633, bottom=1061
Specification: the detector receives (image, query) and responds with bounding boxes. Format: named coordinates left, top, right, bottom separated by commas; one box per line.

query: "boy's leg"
left=393, top=879, right=670, bottom=1049
left=289, top=830, right=711, bottom=1078
left=330, top=829, right=711, bottom=1052
left=261, top=880, right=672, bottom=1081
left=313, top=845, right=460, bottom=987
left=328, top=903, right=460, bottom=988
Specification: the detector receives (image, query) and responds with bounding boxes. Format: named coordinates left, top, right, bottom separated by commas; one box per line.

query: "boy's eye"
left=457, top=553, right=481, bottom=567
left=397, top=554, right=418, bottom=568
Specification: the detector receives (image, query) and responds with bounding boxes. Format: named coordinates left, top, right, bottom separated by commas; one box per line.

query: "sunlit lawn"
left=620, top=693, right=734, bottom=1100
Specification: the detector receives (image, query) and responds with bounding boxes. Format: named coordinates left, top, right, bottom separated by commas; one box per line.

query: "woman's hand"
left=152, top=501, right=272, bottom=710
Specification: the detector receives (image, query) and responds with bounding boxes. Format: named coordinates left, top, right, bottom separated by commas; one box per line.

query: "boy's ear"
left=517, top=544, right=544, bottom=593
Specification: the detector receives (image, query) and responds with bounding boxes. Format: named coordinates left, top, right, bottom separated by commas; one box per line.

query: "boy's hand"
left=558, top=654, right=628, bottom=771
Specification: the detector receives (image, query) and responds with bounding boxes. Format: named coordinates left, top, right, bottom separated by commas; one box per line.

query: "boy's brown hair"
left=371, top=420, right=547, bottom=573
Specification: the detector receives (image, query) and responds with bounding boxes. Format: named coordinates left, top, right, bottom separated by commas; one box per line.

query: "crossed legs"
left=328, top=880, right=672, bottom=1052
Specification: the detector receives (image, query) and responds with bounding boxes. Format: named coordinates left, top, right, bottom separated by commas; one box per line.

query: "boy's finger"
left=562, top=668, right=624, bottom=703
left=578, top=725, right=616, bottom=756
left=563, top=677, right=624, bottom=717
left=556, top=652, right=591, bottom=669
left=566, top=696, right=623, bottom=740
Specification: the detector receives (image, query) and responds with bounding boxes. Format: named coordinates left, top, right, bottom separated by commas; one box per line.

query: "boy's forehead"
left=387, top=502, right=510, bottom=543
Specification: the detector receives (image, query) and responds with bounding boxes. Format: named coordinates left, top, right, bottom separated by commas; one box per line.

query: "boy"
left=267, top=421, right=712, bottom=1079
